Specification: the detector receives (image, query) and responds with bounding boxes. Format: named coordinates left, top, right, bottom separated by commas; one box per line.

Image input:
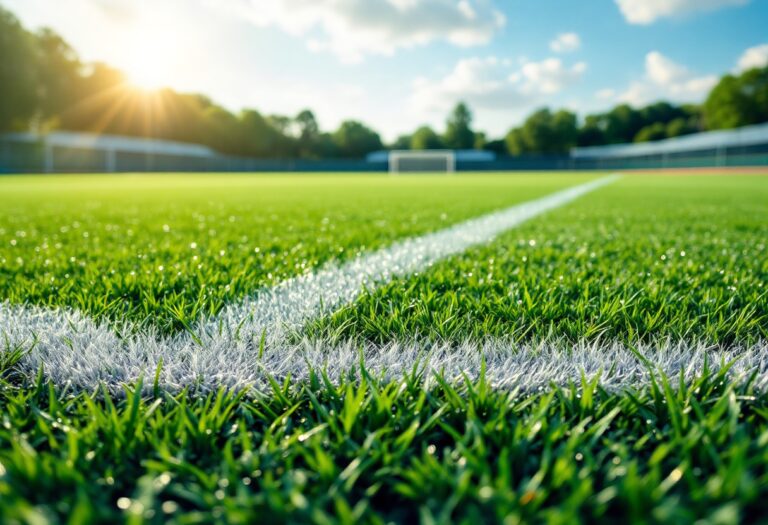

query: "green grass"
left=310, top=175, right=768, bottom=345
left=2, top=364, right=768, bottom=524
left=0, top=173, right=594, bottom=332
left=2, top=171, right=768, bottom=524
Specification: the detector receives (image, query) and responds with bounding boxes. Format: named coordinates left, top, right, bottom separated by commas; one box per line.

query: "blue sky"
left=3, top=0, right=768, bottom=141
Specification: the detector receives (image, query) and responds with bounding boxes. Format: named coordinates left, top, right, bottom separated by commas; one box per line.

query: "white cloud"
left=550, top=33, right=581, bottom=54
left=595, top=88, right=616, bottom=101
left=410, top=56, right=586, bottom=135
left=517, top=58, right=587, bottom=94
left=411, top=57, right=523, bottom=113
left=412, top=56, right=586, bottom=111
left=615, top=0, right=749, bottom=24
left=616, top=52, right=717, bottom=106
left=736, top=44, right=768, bottom=72
left=213, top=0, right=506, bottom=63
left=644, top=51, right=691, bottom=85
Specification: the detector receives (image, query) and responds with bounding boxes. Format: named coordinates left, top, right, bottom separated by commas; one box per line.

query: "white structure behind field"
left=571, top=122, right=768, bottom=165
left=1, top=131, right=216, bottom=173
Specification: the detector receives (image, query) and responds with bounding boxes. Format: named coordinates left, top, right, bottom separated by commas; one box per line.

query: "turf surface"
left=1, top=171, right=767, bottom=524
left=2, top=364, right=766, bottom=524
left=0, top=173, right=594, bottom=332
left=310, top=175, right=768, bottom=345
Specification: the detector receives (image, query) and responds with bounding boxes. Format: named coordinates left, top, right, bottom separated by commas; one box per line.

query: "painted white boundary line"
left=200, top=174, right=620, bottom=342
left=0, top=175, right=686, bottom=391
left=3, top=315, right=767, bottom=392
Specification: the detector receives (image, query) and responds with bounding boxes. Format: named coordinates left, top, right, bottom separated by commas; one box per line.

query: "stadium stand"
left=571, top=122, right=768, bottom=170
left=2, top=124, right=767, bottom=173
left=0, top=131, right=215, bottom=173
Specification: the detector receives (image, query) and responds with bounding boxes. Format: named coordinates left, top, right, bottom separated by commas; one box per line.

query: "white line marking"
left=202, top=175, right=620, bottom=342
left=0, top=176, right=639, bottom=390
left=2, top=320, right=767, bottom=392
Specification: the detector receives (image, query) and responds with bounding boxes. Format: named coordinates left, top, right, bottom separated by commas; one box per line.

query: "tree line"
left=1, top=6, right=767, bottom=159
left=0, top=7, right=381, bottom=159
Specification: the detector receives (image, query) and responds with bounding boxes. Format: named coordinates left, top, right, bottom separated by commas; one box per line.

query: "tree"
left=57, top=63, right=125, bottom=132
left=267, top=114, right=293, bottom=136
left=311, top=133, right=340, bottom=159
left=295, top=109, right=319, bottom=139
left=482, top=139, right=507, bottom=155
left=295, top=109, right=320, bottom=157
left=411, top=126, right=444, bottom=150
left=505, top=128, right=527, bottom=155
left=443, top=102, right=475, bottom=149
left=666, top=117, right=695, bottom=138
left=634, top=122, right=668, bottom=142
left=604, top=104, right=644, bottom=144
left=202, top=105, right=243, bottom=155
left=703, top=66, right=768, bottom=129
left=333, top=120, right=382, bottom=158
left=577, top=116, right=607, bottom=147
left=473, top=132, right=487, bottom=150
left=390, top=134, right=412, bottom=150
left=505, top=108, right=578, bottom=155
left=639, top=102, right=683, bottom=128
left=0, top=7, right=38, bottom=131
left=551, top=110, right=578, bottom=152
left=34, top=28, right=83, bottom=124
left=239, top=109, right=294, bottom=158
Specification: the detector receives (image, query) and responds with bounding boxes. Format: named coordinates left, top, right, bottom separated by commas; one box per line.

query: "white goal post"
left=388, top=150, right=456, bottom=174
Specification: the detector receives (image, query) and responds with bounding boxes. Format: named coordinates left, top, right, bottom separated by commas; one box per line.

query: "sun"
left=124, top=24, right=179, bottom=90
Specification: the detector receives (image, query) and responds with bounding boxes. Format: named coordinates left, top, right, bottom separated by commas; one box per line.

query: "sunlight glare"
left=125, top=24, right=179, bottom=90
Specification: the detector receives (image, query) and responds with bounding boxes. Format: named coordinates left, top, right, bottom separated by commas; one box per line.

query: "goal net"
left=389, top=150, right=456, bottom=174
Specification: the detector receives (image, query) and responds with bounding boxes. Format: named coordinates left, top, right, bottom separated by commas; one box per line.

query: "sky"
left=3, top=0, right=768, bottom=141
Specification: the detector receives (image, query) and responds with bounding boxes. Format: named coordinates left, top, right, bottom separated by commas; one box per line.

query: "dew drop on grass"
left=479, top=486, right=494, bottom=500
left=161, top=501, right=178, bottom=514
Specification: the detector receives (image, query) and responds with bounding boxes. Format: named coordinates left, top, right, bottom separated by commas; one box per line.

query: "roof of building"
left=2, top=131, right=216, bottom=158
left=571, top=122, right=768, bottom=159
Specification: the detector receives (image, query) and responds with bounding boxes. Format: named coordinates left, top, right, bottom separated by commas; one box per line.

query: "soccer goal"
left=389, top=150, right=456, bottom=174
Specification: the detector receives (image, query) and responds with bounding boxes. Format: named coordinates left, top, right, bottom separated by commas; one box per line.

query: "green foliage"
left=703, top=66, right=768, bottom=129
left=33, top=28, right=83, bottom=124
left=295, top=109, right=321, bottom=158
left=332, top=121, right=383, bottom=158
left=506, top=109, right=578, bottom=155
left=1, top=363, right=767, bottom=523
left=238, top=110, right=296, bottom=158
left=443, top=102, right=476, bottom=150
left=634, top=122, right=668, bottom=143
left=665, top=117, right=697, bottom=138
left=390, top=134, right=413, bottom=150
left=473, top=131, right=487, bottom=150
left=411, top=126, right=445, bottom=150
left=0, top=7, right=38, bottom=131
left=506, top=101, right=702, bottom=154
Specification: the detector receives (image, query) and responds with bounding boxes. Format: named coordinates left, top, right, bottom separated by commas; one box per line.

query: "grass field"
left=1, top=172, right=767, bottom=524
